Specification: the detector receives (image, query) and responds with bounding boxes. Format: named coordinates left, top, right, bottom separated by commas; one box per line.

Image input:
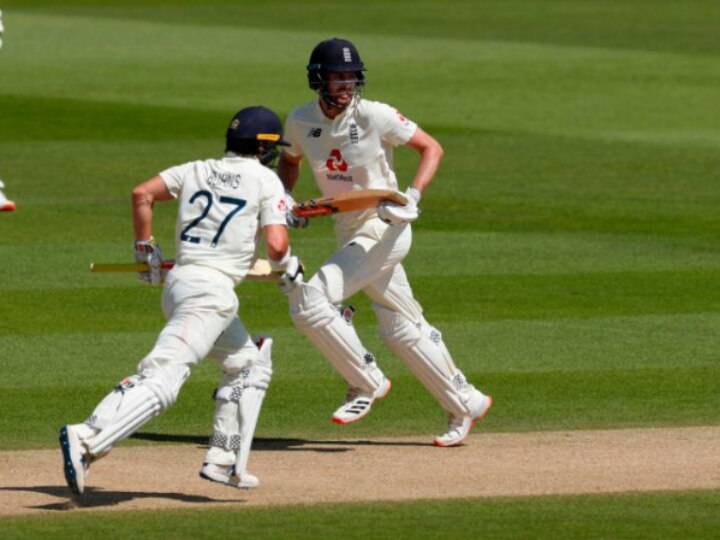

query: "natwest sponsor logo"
left=326, top=149, right=348, bottom=172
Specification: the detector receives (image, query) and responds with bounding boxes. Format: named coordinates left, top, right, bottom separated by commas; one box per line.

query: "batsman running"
left=59, top=106, right=304, bottom=495
left=279, top=38, right=492, bottom=447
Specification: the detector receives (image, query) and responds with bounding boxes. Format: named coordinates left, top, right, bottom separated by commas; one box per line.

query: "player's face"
left=324, top=71, right=357, bottom=107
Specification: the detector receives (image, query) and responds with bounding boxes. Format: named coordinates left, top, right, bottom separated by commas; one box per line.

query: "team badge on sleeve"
left=339, top=304, right=356, bottom=325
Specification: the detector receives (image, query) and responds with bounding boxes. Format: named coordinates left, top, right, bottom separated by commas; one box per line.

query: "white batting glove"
left=269, top=249, right=305, bottom=294
left=377, top=187, right=421, bottom=225
left=279, top=256, right=305, bottom=295
left=284, top=191, right=309, bottom=229
left=134, top=236, right=164, bottom=286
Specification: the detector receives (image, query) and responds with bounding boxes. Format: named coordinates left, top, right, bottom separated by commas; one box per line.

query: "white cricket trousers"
left=147, top=264, right=257, bottom=374
left=297, top=217, right=479, bottom=418
left=309, top=216, right=423, bottom=320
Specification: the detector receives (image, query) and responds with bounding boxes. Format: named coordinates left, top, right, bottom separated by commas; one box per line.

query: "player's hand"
left=377, top=187, right=421, bottom=225
left=284, top=191, right=309, bottom=229
left=279, top=256, right=304, bottom=295
left=134, top=236, right=164, bottom=286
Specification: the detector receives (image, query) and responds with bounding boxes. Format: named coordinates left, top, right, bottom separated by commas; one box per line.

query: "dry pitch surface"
left=1, top=426, right=718, bottom=515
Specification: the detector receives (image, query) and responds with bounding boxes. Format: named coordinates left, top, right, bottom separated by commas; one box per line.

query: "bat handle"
left=294, top=206, right=334, bottom=218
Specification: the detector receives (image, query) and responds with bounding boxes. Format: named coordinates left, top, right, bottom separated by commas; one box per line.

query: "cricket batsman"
left=278, top=38, right=492, bottom=447
left=60, top=106, right=304, bottom=495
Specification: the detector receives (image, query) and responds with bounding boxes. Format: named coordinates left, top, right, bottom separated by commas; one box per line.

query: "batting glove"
left=284, top=191, right=309, bottom=229
left=134, top=236, right=164, bottom=286
left=377, top=187, right=421, bottom=225
left=278, top=256, right=304, bottom=295
left=269, top=249, right=305, bottom=294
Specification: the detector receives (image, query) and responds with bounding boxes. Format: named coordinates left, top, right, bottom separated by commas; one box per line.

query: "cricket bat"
left=89, top=258, right=280, bottom=282
left=293, top=188, right=407, bottom=218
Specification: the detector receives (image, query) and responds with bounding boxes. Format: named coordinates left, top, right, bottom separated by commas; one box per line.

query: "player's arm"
left=277, top=152, right=303, bottom=192
left=264, top=223, right=304, bottom=292
left=131, top=175, right=173, bottom=285
left=378, top=126, right=443, bottom=226
left=277, top=152, right=309, bottom=229
left=264, top=224, right=289, bottom=263
left=131, top=175, right=173, bottom=241
left=404, top=126, right=444, bottom=194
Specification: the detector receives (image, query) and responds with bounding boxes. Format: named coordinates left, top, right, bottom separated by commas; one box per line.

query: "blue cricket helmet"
left=225, top=106, right=289, bottom=165
left=307, top=37, right=366, bottom=91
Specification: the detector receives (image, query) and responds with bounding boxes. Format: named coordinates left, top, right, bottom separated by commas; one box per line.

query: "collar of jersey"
left=315, top=97, right=358, bottom=122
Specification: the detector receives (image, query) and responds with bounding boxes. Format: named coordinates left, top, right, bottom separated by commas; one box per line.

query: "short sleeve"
left=372, top=102, right=418, bottom=146
left=260, top=171, right=288, bottom=227
left=158, top=162, right=194, bottom=198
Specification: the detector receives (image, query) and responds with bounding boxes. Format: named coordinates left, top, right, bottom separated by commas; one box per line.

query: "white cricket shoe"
left=0, top=200, right=15, bottom=212
left=0, top=179, right=15, bottom=212
left=199, top=463, right=259, bottom=489
left=434, top=392, right=493, bottom=448
left=0, top=192, right=15, bottom=212
left=59, top=425, right=90, bottom=495
left=331, top=376, right=392, bottom=425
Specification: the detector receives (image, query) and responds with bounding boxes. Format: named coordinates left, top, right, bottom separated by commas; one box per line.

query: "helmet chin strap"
left=317, top=73, right=364, bottom=112
left=319, top=90, right=363, bottom=117
left=321, top=92, right=346, bottom=110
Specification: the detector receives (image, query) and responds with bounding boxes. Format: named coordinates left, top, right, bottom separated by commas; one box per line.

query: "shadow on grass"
left=0, top=485, right=246, bottom=512
left=130, top=432, right=430, bottom=450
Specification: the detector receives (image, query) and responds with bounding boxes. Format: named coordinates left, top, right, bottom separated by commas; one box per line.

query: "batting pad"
left=85, top=384, right=162, bottom=456
left=290, top=283, right=385, bottom=394
left=85, top=365, right=189, bottom=456
left=205, top=338, right=273, bottom=474
left=375, top=304, right=472, bottom=417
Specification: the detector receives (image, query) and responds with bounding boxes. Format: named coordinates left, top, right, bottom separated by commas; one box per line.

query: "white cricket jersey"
left=160, top=156, right=286, bottom=283
left=284, top=98, right=417, bottom=228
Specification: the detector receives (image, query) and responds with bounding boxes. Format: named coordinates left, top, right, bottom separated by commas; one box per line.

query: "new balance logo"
left=307, top=128, right=322, bottom=138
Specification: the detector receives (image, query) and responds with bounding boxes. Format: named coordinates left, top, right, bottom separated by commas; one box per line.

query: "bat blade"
left=245, top=258, right=280, bottom=282
left=293, top=188, right=407, bottom=218
left=89, top=262, right=175, bottom=273
left=89, top=259, right=280, bottom=282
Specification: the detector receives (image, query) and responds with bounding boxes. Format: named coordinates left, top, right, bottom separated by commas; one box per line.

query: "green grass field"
left=1, top=0, right=719, bottom=537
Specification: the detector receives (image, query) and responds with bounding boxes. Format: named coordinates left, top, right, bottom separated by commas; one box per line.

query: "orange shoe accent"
left=433, top=418, right=479, bottom=448
left=377, top=379, right=392, bottom=399
left=433, top=395, right=493, bottom=448
left=480, top=396, right=493, bottom=419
